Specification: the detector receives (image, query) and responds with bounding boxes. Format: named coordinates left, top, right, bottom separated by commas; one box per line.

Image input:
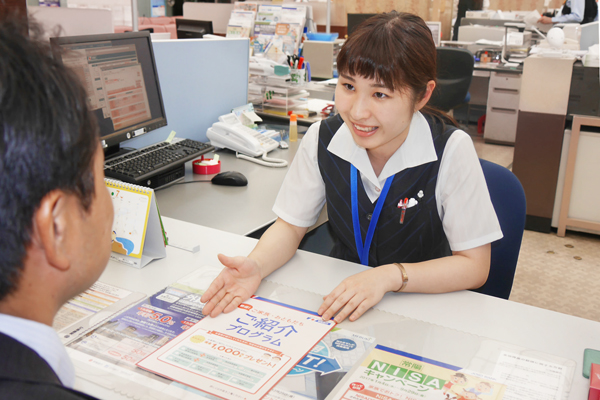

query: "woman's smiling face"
left=335, top=73, right=433, bottom=160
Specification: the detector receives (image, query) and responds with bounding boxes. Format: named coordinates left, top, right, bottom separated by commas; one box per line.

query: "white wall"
left=28, top=6, right=114, bottom=37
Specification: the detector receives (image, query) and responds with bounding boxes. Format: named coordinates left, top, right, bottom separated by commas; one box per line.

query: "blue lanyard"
left=351, top=165, right=394, bottom=266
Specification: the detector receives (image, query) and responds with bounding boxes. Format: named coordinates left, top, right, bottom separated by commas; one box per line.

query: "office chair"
left=428, top=47, right=474, bottom=113
left=299, top=159, right=526, bottom=300
left=472, top=159, right=526, bottom=299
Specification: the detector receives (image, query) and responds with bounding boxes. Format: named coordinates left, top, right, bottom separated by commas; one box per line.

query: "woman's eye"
left=343, top=83, right=355, bottom=91
left=374, top=92, right=388, bottom=99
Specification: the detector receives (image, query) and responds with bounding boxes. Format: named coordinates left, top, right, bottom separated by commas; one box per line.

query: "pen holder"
left=192, top=157, right=221, bottom=175
left=290, top=68, right=306, bottom=86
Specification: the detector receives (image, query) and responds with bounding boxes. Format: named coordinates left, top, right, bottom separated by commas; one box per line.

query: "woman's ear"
left=415, top=80, right=436, bottom=111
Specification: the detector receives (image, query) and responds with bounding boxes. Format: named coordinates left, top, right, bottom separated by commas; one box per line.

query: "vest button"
left=366, top=213, right=372, bottom=220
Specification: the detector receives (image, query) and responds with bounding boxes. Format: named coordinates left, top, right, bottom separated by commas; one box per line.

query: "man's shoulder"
left=0, top=380, right=98, bottom=400
left=0, top=332, right=63, bottom=385
left=0, top=333, right=98, bottom=399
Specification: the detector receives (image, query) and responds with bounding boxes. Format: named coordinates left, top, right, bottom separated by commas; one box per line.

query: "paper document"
left=326, top=344, right=506, bottom=400
left=54, top=281, right=145, bottom=345
left=137, top=296, right=336, bottom=400
left=265, top=328, right=376, bottom=400
left=492, top=351, right=569, bottom=400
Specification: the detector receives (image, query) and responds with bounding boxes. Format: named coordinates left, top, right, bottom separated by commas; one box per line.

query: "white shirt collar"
left=0, top=313, right=75, bottom=388
left=327, top=111, right=438, bottom=187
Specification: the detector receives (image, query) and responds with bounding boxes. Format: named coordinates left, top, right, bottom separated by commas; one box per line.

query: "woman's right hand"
left=200, top=253, right=262, bottom=318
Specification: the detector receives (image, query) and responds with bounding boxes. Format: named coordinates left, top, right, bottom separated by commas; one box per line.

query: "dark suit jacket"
left=0, top=332, right=98, bottom=399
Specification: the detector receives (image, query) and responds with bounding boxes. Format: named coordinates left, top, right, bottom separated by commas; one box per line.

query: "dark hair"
left=0, top=16, right=99, bottom=301
left=337, top=11, right=454, bottom=124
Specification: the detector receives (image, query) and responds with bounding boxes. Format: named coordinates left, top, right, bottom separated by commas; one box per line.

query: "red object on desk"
left=192, top=156, right=221, bottom=175
left=589, top=363, right=600, bottom=400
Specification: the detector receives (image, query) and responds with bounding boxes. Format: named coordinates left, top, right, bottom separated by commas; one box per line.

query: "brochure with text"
left=137, top=296, right=336, bottom=400
left=326, top=345, right=505, bottom=400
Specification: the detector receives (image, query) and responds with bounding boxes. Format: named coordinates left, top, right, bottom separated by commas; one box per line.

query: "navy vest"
left=317, top=113, right=457, bottom=267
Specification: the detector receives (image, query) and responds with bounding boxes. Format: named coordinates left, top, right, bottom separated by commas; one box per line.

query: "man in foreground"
left=0, top=17, right=113, bottom=398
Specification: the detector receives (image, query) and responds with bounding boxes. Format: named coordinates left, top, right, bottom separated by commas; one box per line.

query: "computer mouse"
left=211, top=171, right=248, bottom=187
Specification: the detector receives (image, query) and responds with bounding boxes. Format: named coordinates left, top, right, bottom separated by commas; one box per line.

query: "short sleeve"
left=436, top=131, right=503, bottom=251
left=272, top=122, right=327, bottom=227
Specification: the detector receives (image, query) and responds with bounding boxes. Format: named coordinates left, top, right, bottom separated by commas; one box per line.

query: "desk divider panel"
left=125, top=38, right=249, bottom=149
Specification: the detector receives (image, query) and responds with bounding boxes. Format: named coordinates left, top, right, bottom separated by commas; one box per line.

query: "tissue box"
left=589, top=363, right=600, bottom=400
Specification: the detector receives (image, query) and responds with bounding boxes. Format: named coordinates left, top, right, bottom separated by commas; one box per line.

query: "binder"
left=105, top=179, right=167, bottom=268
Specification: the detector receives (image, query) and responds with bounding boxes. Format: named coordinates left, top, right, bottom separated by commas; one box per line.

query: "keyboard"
left=104, top=138, right=214, bottom=186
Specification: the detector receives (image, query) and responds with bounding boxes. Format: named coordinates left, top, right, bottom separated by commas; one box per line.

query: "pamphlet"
left=326, top=345, right=506, bottom=400
left=68, top=284, right=206, bottom=371
left=265, top=328, right=376, bottom=400
left=137, top=296, right=336, bottom=400
left=54, top=281, right=145, bottom=345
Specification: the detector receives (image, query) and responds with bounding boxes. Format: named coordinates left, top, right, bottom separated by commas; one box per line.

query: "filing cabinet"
left=484, top=71, right=522, bottom=144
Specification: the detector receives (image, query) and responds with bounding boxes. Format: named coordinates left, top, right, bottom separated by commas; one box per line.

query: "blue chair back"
left=472, top=159, right=526, bottom=299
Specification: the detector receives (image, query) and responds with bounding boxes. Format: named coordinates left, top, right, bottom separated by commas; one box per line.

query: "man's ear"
left=31, top=191, right=72, bottom=272
left=415, top=80, right=436, bottom=111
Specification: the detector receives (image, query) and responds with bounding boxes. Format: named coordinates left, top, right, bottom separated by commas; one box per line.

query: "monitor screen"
left=50, top=32, right=167, bottom=155
left=176, top=18, right=214, bottom=39
left=347, top=13, right=377, bottom=37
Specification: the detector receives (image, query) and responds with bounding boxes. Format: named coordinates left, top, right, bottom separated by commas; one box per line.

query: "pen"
left=399, top=198, right=408, bottom=224
left=298, top=56, right=304, bottom=69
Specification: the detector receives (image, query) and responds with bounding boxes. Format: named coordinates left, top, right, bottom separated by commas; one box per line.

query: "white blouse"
left=273, top=112, right=503, bottom=252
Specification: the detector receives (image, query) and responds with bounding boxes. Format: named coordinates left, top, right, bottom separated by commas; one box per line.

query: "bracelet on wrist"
left=394, top=263, right=408, bottom=292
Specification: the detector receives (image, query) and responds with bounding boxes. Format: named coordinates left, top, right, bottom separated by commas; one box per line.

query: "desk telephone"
left=206, top=121, right=287, bottom=167
left=207, top=122, right=278, bottom=157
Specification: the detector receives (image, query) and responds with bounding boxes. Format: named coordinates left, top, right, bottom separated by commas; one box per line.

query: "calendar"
left=105, top=179, right=166, bottom=268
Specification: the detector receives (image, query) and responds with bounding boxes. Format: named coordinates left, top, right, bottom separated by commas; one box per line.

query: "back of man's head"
left=0, top=17, right=100, bottom=301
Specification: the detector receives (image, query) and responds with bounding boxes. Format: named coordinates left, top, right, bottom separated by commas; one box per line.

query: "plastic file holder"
left=68, top=280, right=576, bottom=400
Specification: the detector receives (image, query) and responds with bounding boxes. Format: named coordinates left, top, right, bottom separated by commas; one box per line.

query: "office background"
left=22, top=0, right=567, bottom=40
left=3, top=0, right=600, bottom=333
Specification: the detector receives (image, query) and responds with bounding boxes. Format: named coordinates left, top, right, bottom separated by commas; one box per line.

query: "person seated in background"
left=538, top=0, right=598, bottom=24
left=0, top=16, right=113, bottom=399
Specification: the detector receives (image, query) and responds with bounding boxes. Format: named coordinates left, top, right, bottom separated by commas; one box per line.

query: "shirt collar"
left=327, top=112, right=438, bottom=187
left=0, top=313, right=75, bottom=388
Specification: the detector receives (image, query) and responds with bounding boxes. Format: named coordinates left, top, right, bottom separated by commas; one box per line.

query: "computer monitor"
left=426, top=21, right=442, bottom=46
left=50, top=31, right=168, bottom=158
left=176, top=18, right=214, bottom=39
left=347, top=13, right=377, bottom=37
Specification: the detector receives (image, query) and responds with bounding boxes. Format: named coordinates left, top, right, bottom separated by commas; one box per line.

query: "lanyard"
left=351, top=165, right=394, bottom=266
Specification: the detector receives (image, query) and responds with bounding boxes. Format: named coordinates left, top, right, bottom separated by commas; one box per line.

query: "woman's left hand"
left=317, top=265, right=399, bottom=323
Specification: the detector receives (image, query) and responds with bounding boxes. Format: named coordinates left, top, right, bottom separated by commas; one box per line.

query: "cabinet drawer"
left=490, top=71, right=522, bottom=90
left=487, top=87, right=520, bottom=109
left=484, top=108, right=519, bottom=143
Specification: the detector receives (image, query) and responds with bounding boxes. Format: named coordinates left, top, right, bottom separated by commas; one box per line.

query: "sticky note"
left=166, top=130, right=177, bottom=143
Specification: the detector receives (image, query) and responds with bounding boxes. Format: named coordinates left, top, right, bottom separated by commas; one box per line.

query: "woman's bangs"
left=341, top=47, right=400, bottom=92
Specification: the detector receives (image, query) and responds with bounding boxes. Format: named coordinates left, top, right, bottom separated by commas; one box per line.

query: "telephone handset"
left=207, top=122, right=279, bottom=157
left=206, top=121, right=288, bottom=168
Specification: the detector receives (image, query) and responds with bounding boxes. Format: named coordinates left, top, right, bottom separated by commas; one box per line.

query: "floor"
left=467, top=125, right=600, bottom=323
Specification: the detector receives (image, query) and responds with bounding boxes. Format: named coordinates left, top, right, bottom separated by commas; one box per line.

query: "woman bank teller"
left=201, top=11, right=503, bottom=323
